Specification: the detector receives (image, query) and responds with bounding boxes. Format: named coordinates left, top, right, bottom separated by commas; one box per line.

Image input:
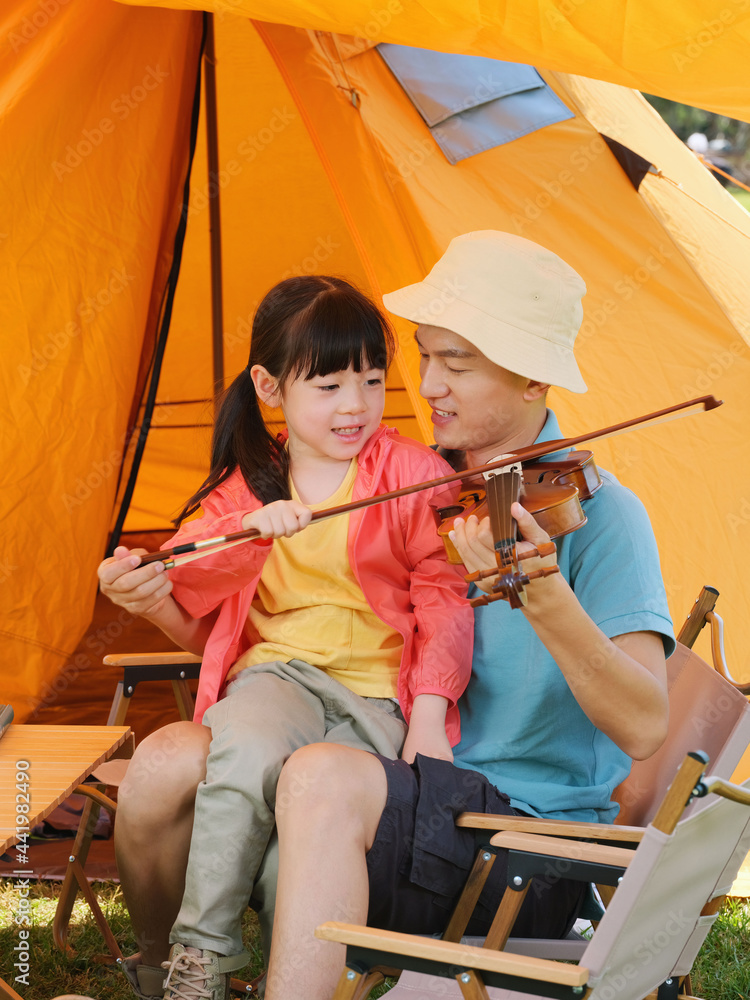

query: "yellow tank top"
left=228, top=459, right=402, bottom=697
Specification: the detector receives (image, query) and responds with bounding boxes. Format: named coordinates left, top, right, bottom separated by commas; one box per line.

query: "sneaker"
left=162, top=944, right=248, bottom=1000
left=122, top=953, right=167, bottom=1000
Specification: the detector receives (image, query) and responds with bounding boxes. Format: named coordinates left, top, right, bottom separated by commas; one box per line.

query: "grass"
left=0, top=878, right=747, bottom=999
left=0, top=879, right=393, bottom=999
left=0, top=880, right=266, bottom=1000
left=691, top=897, right=750, bottom=1000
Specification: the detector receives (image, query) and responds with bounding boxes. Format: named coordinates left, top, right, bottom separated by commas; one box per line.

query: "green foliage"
left=644, top=95, right=750, bottom=185
left=644, top=95, right=750, bottom=150
left=730, top=188, right=750, bottom=211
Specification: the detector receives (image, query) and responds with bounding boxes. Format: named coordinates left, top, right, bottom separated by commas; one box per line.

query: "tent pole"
left=204, top=14, right=225, bottom=405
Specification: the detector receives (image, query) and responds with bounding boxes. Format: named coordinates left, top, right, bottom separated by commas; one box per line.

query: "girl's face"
left=274, top=363, right=386, bottom=465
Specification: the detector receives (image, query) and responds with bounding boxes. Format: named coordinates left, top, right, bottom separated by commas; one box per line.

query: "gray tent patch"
left=378, top=44, right=574, bottom=164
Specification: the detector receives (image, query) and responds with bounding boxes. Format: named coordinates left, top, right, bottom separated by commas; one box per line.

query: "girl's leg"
left=171, top=669, right=326, bottom=957
left=265, top=743, right=388, bottom=1000
left=115, top=721, right=211, bottom=967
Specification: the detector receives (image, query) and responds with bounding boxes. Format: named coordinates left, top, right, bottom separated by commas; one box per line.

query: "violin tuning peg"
left=526, top=566, right=561, bottom=581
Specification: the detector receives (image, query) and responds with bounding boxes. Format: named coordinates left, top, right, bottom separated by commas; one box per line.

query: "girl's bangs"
left=286, top=291, right=394, bottom=381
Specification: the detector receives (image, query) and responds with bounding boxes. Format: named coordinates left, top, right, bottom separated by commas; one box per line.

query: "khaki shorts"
left=174, top=658, right=407, bottom=959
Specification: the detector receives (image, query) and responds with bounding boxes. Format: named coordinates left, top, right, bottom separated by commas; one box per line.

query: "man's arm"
left=98, top=546, right=217, bottom=654
left=451, top=503, right=669, bottom=760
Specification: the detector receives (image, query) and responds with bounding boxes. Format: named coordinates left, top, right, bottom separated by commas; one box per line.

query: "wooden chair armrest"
left=315, top=922, right=590, bottom=988
left=456, top=812, right=643, bottom=843
left=489, top=831, right=634, bottom=868
left=103, top=652, right=202, bottom=666
left=676, top=585, right=718, bottom=648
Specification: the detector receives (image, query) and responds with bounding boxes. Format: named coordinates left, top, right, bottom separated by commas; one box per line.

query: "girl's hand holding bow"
left=241, top=500, right=312, bottom=539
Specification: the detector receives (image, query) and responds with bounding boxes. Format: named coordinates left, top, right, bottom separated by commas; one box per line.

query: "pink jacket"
left=163, top=425, right=473, bottom=744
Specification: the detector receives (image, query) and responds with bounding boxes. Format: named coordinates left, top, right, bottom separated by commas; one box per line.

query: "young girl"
left=101, top=275, right=473, bottom=1000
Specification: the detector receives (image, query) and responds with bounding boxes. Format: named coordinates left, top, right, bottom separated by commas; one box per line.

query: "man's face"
left=415, top=325, right=537, bottom=463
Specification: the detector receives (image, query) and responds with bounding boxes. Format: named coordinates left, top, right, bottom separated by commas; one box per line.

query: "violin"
left=137, top=395, right=721, bottom=610
left=430, top=450, right=602, bottom=565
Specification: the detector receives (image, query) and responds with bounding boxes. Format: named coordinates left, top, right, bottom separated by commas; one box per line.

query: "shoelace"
left=162, top=950, right=213, bottom=1000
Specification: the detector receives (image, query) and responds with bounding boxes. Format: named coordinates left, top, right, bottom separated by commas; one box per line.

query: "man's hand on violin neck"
left=449, top=514, right=497, bottom=592
left=449, top=505, right=557, bottom=596
left=510, top=502, right=562, bottom=605
left=511, top=503, right=558, bottom=574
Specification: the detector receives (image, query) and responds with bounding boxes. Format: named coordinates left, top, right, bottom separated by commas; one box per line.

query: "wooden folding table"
left=0, top=724, right=133, bottom=1000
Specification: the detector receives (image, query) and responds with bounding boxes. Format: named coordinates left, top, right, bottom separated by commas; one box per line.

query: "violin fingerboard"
left=487, top=470, right=521, bottom=558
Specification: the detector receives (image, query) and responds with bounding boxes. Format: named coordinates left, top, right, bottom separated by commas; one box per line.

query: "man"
left=262, top=231, right=674, bottom=999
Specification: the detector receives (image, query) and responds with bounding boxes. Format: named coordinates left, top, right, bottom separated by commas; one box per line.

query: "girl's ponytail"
left=174, top=367, right=290, bottom=524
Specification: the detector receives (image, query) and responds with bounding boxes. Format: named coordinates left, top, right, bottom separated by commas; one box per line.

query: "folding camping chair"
left=676, top=584, right=750, bottom=695
left=317, top=752, right=750, bottom=1000
left=103, top=651, right=202, bottom=726
left=49, top=652, right=264, bottom=995
left=316, top=588, right=750, bottom=1000
left=52, top=650, right=202, bottom=955
left=434, top=603, right=750, bottom=950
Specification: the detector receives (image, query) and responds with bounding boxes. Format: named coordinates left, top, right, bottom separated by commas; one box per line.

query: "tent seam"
left=639, top=176, right=750, bottom=349
left=0, top=627, right=70, bottom=659
left=253, top=21, right=433, bottom=442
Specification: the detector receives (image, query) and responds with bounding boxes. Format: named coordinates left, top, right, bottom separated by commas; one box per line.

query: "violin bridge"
left=481, top=457, right=520, bottom=481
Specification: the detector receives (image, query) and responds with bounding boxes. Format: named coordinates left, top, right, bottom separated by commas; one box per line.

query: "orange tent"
left=3, top=0, right=750, bottom=721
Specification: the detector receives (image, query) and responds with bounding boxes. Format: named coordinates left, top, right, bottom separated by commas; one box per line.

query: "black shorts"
left=366, top=754, right=587, bottom=939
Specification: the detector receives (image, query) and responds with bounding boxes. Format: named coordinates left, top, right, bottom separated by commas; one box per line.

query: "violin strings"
left=508, top=469, right=520, bottom=569
left=502, top=474, right=512, bottom=567
left=488, top=471, right=518, bottom=573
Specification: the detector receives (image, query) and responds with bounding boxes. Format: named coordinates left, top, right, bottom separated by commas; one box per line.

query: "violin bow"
left=138, top=394, right=722, bottom=570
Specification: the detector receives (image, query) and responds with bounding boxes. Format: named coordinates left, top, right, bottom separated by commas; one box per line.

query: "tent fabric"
left=3, top=2, right=750, bottom=723
left=1, top=0, right=203, bottom=719
left=117, top=0, right=750, bottom=122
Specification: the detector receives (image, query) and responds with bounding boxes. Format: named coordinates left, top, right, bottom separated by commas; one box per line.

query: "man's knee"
left=276, top=742, right=344, bottom=807
left=276, top=744, right=387, bottom=842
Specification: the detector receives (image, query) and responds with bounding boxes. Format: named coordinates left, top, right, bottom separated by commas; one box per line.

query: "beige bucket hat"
left=382, top=231, right=588, bottom=393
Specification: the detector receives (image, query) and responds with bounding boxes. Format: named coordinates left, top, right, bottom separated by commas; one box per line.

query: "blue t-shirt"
left=453, top=410, right=676, bottom=823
